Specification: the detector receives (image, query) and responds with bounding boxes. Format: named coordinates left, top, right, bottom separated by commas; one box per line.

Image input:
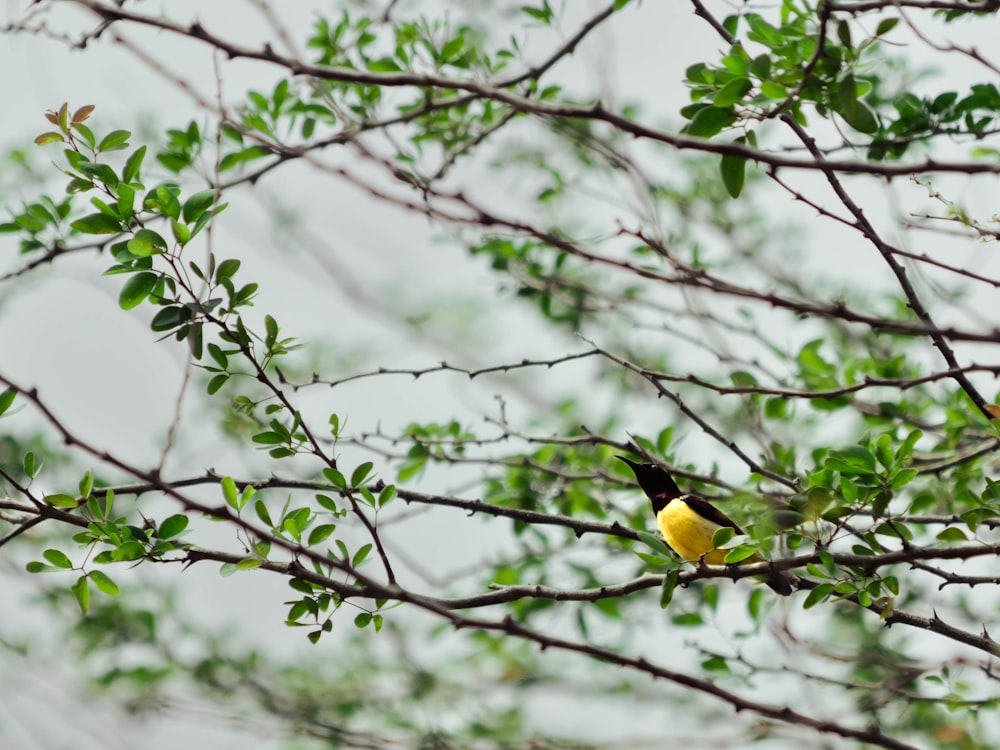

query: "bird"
left=618, top=456, right=795, bottom=596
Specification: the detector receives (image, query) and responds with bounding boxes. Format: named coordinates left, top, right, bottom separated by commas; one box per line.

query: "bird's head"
left=617, top=455, right=682, bottom=511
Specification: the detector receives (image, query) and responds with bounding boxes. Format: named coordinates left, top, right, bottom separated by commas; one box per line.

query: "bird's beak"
left=617, top=455, right=640, bottom=470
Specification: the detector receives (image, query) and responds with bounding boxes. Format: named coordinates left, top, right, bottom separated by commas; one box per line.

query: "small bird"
left=618, top=456, right=794, bottom=596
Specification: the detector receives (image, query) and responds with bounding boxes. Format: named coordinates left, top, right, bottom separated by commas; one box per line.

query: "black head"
left=617, top=455, right=682, bottom=513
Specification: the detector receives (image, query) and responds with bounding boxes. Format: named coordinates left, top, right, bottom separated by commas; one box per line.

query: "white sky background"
left=1, top=1, right=999, bottom=748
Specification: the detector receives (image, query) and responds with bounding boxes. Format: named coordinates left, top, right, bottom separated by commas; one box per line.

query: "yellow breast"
left=656, top=497, right=764, bottom=566
left=657, top=498, right=728, bottom=564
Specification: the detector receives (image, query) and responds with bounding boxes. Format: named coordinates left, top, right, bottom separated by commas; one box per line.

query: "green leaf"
left=186, top=322, right=203, bottom=359
left=671, top=612, right=703, bottom=626
left=221, top=476, right=239, bottom=510
left=88, top=570, right=119, bottom=596
left=723, top=545, right=759, bottom=563
left=636, top=530, right=674, bottom=557
left=78, top=471, right=94, bottom=499
left=0, top=388, right=16, bottom=417
left=127, top=228, right=167, bottom=257
left=71, top=575, right=91, bottom=614
left=118, top=271, right=158, bottom=310
left=150, top=305, right=191, bottom=332
left=215, top=258, right=240, bottom=282
left=239, top=485, right=255, bottom=512
left=43, top=548, right=73, bottom=569
left=836, top=20, right=852, bottom=49
left=898, top=429, right=922, bottom=461
left=377, top=484, right=396, bottom=508
left=26, top=561, right=60, bottom=574
left=323, top=468, right=347, bottom=490
left=936, top=527, right=968, bottom=542
left=720, top=151, right=746, bottom=198
left=183, top=189, right=217, bottom=223
left=255, top=499, right=274, bottom=527
left=660, top=569, right=680, bottom=608
left=207, top=373, right=230, bottom=395
left=97, top=129, right=131, bottom=152
left=158, top=514, right=189, bottom=539
left=702, top=656, right=730, bottom=673
left=440, top=37, right=464, bottom=63
left=111, top=540, right=145, bottom=562
left=307, top=524, right=337, bottom=546
left=316, top=494, right=339, bottom=513
left=713, top=77, right=752, bottom=108
left=875, top=17, right=899, bottom=36
left=836, top=75, right=878, bottom=134
left=350, top=461, right=374, bottom=488
left=711, top=527, right=735, bottom=547
left=684, top=106, right=737, bottom=138
left=171, top=219, right=192, bottom=245
left=219, top=145, right=272, bottom=171
left=123, top=145, right=146, bottom=183
left=803, top=583, right=834, bottom=609
left=207, top=343, right=228, bottom=370
left=71, top=212, right=122, bottom=234
left=45, top=493, right=78, bottom=508
left=352, top=543, right=372, bottom=567
left=252, top=431, right=286, bottom=445
left=874, top=434, right=893, bottom=470
left=354, top=612, right=372, bottom=628
left=760, top=81, right=787, bottom=100
left=116, top=184, right=135, bottom=220
left=871, top=489, right=892, bottom=519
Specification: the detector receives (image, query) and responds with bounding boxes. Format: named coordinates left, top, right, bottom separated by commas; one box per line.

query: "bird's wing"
left=680, top=495, right=745, bottom=534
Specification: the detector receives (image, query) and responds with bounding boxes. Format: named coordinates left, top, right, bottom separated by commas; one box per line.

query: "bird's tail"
left=765, top=569, right=797, bottom=596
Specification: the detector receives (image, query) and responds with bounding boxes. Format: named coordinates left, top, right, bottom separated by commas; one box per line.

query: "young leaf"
left=723, top=545, right=759, bottom=564
left=78, top=471, right=94, bottom=499
left=221, top=476, right=239, bottom=510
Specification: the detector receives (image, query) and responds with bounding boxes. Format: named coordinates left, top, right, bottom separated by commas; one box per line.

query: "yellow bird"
left=619, top=456, right=794, bottom=596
